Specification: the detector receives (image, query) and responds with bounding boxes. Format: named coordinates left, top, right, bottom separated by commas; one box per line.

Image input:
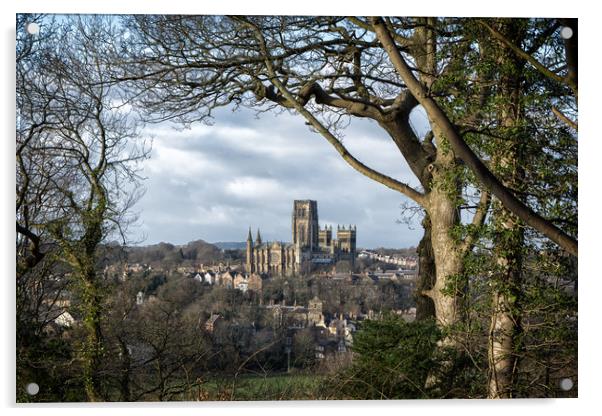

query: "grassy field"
left=193, top=373, right=328, bottom=401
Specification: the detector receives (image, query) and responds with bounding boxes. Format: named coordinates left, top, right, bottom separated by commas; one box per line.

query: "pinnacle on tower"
left=247, top=226, right=253, bottom=242
left=256, top=228, right=262, bottom=245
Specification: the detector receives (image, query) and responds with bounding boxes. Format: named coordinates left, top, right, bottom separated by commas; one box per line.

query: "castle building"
left=246, top=200, right=357, bottom=276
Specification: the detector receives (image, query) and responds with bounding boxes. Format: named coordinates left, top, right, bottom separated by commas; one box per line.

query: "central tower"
left=292, top=200, right=319, bottom=251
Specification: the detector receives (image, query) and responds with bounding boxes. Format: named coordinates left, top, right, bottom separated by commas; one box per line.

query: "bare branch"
left=552, top=106, right=578, bottom=131
left=372, top=16, right=577, bottom=256
left=235, top=16, right=426, bottom=206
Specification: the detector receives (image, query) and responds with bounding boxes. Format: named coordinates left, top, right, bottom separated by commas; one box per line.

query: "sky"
left=133, top=105, right=430, bottom=249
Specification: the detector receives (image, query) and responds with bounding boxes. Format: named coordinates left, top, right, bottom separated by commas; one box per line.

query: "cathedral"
left=246, top=200, right=357, bottom=276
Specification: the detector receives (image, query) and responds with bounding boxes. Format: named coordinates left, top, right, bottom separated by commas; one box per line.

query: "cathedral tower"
left=336, top=225, right=357, bottom=268
left=292, top=200, right=319, bottom=251
left=336, top=225, right=357, bottom=254
left=319, top=225, right=334, bottom=253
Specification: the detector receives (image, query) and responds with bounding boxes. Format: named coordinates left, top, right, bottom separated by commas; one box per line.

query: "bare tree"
left=16, top=15, right=80, bottom=399
left=16, top=15, right=148, bottom=401
left=107, top=293, right=211, bottom=401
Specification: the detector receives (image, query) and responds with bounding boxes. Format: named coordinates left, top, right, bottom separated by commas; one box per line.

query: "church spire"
left=247, top=226, right=253, bottom=243
left=256, top=228, right=262, bottom=245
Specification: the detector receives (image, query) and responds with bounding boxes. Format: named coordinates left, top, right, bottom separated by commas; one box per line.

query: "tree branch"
left=235, top=16, right=426, bottom=206
left=552, top=106, right=578, bottom=131
left=478, top=19, right=577, bottom=98
left=372, top=17, right=578, bottom=256
left=254, top=81, right=383, bottom=119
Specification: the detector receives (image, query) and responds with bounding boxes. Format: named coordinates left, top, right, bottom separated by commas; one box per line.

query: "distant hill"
left=125, top=239, right=226, bottom=267
left=371, top=247, right=417, bottom=256
left=213, top=241, right=246, bottom=250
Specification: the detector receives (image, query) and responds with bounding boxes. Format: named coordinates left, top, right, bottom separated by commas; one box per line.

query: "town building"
left=307, top=296, right=326, bottom=327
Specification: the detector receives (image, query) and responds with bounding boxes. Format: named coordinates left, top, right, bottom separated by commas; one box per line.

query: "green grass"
left=195, top=373, right=327, bottom=401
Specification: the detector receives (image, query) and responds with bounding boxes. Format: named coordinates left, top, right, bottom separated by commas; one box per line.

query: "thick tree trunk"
left=422, top=123, right=466, bottom=332
left=423, top=180, right=466, bottom=393
left=415, top=215, right=436, bottom=321
left=427, top=186, right=464, bottom=330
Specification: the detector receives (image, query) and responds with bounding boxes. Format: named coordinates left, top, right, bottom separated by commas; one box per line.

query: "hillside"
left=125, top=239, right=227, bottom=267
left=213, top=241, right=246, bottom=250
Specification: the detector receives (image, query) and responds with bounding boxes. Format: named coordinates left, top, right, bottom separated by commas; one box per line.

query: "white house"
left=54, top=311, right=75, bottom=328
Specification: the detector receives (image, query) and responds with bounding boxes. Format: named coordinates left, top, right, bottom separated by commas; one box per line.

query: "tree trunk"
left=423, top=176, right=466, bottom=393
left=487, top=20, right=525, bottom=399
left=427, top=185, right=464, bottom=330
left=415, top=214, right=436, bottom=321
left=487, top=205, right=523, bottom=398
left=80, top=263, right=104, bottom=402
left=422, top=123, right=466, bottom=332
left=118, top=336, right=131, bottom=401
